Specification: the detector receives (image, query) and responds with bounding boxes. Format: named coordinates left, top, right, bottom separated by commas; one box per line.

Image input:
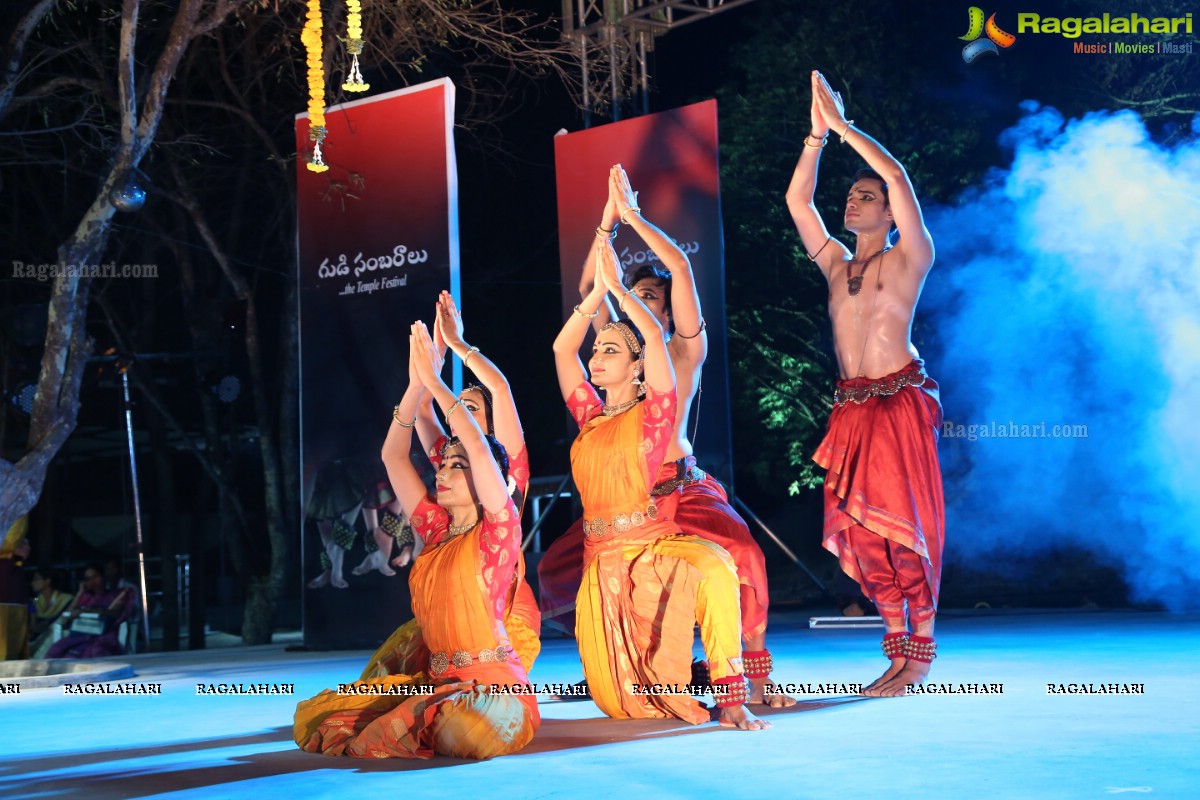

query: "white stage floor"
left=2, top=609, right=1197, bottom=799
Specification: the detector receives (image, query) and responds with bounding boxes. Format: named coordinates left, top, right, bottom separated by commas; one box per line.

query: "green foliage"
left=714, top=1, right=997, bottom=500
left=710, top=0, right=1199, bottom=502
left=1045, top=0, right=1200, bottom=135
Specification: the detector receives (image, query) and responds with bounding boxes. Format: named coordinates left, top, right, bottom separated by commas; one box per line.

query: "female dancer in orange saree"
left=359, top=291, right=540, bottom=681
left=293, top=323, right=538, bottom=759
left=541, top=165, right=793, bottom=707
left=553, top=199, right=768, bottom=731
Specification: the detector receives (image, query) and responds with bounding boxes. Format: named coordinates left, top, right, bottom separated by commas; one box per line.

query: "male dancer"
left=785, top=71, right=945, bottom=697
left=540, top=165, right=794, bottom=707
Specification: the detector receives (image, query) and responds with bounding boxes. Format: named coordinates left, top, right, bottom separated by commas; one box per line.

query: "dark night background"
left=3, top=0, right=1196, bottom=649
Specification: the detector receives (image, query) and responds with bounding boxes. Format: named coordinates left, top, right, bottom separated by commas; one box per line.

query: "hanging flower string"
left=342, top=0, right=370, bottom=92
left=301, top=0, right=329, bottom=172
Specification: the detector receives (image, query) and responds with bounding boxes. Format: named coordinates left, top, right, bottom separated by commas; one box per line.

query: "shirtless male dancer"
left=785, top=71, right=946, bottom=697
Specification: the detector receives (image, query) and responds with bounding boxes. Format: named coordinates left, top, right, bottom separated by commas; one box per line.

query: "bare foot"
left=306, top=570, right=330, bottom=589
left=326, top=546, right=348, bottom=588
left=876, top=660, right=931, bottom=697
left=369, top=528, right=395, bottom=575
left=860, top=659, right=907, bottom=697
left=352, top=552, right=396, bottom=577
left=718, top=704, right=771, bottom=730
left=391, top=544, right=414, bottom=568
left=749, top=677, right=797, bottom=708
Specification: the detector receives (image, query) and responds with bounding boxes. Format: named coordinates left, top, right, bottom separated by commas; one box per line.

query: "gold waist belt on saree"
left=833, top=365, right=928, bottom=406
left=428, top=645, right=515, bottom=677
left=581, top=501, right=660, bottom=540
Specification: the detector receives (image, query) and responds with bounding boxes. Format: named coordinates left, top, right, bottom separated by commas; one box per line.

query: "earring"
left=630, top=370, right=642, bottom=386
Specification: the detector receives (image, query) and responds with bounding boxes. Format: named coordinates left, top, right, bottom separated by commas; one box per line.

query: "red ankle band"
left=905, top=635, right=937, bottom=663
left=712, top=676, right=750, bottom=708
left=742, top=650, right=773, bottom=679
left=881, top=632, right=909, bottom=660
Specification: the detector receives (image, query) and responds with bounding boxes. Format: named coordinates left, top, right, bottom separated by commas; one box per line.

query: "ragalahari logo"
left=960, top=7, right=1017, bottom=62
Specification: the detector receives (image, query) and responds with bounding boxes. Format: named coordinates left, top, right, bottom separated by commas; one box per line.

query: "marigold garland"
left=300, top=0, right=328, bottom=172
left=342, top=0, right=369, bottom=92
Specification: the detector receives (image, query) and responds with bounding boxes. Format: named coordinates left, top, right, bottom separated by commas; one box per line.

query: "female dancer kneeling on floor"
left=553, top=204, right=768, bottom=731
left=293, top=322, right=538, bottom=759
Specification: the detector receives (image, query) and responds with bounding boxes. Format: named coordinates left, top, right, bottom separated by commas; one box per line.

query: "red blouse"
left=408, top=495, right=521, bottom=621
left=566, top=382, right=675, bottom=478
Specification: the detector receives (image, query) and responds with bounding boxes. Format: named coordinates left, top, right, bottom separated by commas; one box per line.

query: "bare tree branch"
left=7, top=75, right=111, bottom=106
left=118, top=0, right=139, bottom=148
left=0, top=0, right=57, bottom=124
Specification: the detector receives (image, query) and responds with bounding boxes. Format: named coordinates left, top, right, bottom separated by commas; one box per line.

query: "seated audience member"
left=0, top=518, right=31, bottom=660
left=29, top=568, right=73, bottom=658
left=47, top=562, right=133, bottom=659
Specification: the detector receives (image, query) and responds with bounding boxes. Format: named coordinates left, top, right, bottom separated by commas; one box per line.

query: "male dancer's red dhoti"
left=814, top=360, right=944, bottom=629
left=538, top=457, right=769, bottom=641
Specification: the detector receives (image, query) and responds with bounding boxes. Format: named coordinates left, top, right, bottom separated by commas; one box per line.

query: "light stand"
left=118, top=363, right=152, bottom=649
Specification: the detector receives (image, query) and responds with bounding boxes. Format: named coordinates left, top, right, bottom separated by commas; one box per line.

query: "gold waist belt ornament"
left=833, top=366, right=927, bottom=406
left=582, top=501, right=660, bottom=539
left=428, top=645, right=514, bottom=677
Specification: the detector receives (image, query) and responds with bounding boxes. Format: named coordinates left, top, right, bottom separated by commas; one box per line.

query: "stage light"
left=10, top=383, right=36, bottom=415
left=111, top=177, right=146, bottom=212
left=213, top=375, right=241, bottom=404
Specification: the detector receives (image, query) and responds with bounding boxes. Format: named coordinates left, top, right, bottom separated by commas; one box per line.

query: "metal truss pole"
left=563, top=0, right=759, bottom=126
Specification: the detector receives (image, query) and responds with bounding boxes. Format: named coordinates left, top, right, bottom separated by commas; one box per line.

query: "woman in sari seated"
left=359, top=291, right=540, bottom=681
left=552, top=192, right=768, bottom=731
left=29, top=568, right=73, bottom=658
left=293, top=322, right=539, bottom=759
left=46, top=562, right=133, bottom=659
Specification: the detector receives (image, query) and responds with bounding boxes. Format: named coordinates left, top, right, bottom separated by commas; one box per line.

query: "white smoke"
left=923, top=102, right=1200, bottom=610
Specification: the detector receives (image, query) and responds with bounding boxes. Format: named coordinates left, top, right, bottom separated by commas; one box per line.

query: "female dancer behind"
left=294, top=322, right=539, bottom=759
left=419, top=291, right=532, bottom=510
left=553, top=210, right=768, bottom=731
left=359, top=291, right=541, bottom=680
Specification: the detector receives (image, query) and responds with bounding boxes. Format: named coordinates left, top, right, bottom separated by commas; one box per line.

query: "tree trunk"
left=238, top=295, right=288, bottom=644
left=279, top=249, right=302, bottom=556
left=0, top=0, right=251, bottom=535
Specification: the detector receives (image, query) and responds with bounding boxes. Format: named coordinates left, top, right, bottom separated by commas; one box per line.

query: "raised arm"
left=554, top=256, right=609, bottom=402
left=578, top=254, right=618, bottom=331
left=103, top=588, right=131, bottom=620
left=411, top=322, right=509, bottom=515
left=813, top=70, right=934, bottom=272
left=596, top=237, right=673, bottom=394
left=786, top=72, right=852, bottom=276
left=382, top=338, right=437, bottom=520
left=414, top=389, right=443, bottom=456
left=435, top=290, right=524, bottom=457
left=578, top=188, right=621, bottom=331
left=65, top=584, right=85, bottom=617
left=611, top=165, right=707, bottom=363
left=414, top=302, right=448, bottom=455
